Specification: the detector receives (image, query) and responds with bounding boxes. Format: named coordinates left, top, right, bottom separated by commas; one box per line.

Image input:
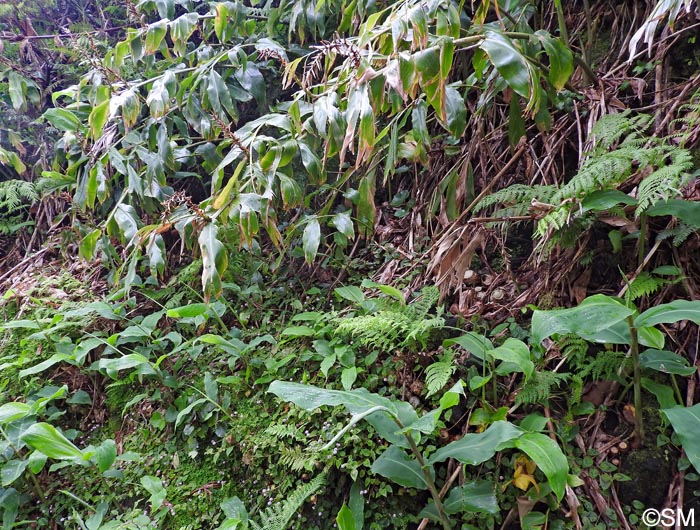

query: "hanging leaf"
left=145, top=20, right=168, bottom=55
left=88, top=100, right=110, bottom=140
left=534, top=31, right=574, bottom=90
left=480, top=31, right=536, bottom=108
left=43, top=108, right=81, bottom=131
left=199, top=223, right=228, bottom=300
left=302, top=217, right=321, bottom=264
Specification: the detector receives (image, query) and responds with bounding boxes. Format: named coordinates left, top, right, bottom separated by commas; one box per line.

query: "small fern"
left=425, top=349, right=456, bottom=397
left=625, top=272, right=669, bottom=303
left=515, top=371, right=569, bottom=406
left=334, top=286, right=444, bottom=352
left=0, top=179, right=37, bottom=234
left=250, top=474, right=326, bottom=530
left=578, top=350, right=628, bottom=381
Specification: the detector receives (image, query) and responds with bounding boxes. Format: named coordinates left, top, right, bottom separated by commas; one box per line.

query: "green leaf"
left=514, top=432, right=569, bottom=502
left=43, top=108, right=81, bottom=131
left=268, top=381, right=419, bottom=448
left=334, top=286, right=365, bottom=304
left=357, top=175, right=376, bottom=238
left=642, top=378, right=678, bottom=410
left=647, top=199, right=700, bottom=227
left=480, top=31, right=532, bottom=99
left=88, top=100, right=110, bottom=140
left=95, top=439, right=117, bottom=473
left=141, top=475, right=167, bottom=510
left=0, top=403, right=31, bottom=424
left=429, top=421, right=523, bottom=465
left=199, top=223, right=228, bottom=300
left=20, top=423, right=83, bottom=460
left=341, top=367, right=358, bottom=391
left=420, top=481, right=499, bottom=520
left=90, top=354, right=156, bottom=378
left=443, top=86, right=466, bottom=137
left=639, top=349, right=696, bottom=376
left=166, top=303, right=209, bottom=318
left=331, top=212, right=355, bottom=239
left=8, top=72, right=26, bottom=110
left=531, top=294, right=634, bottom=345
left=488, top=338, right=533, bottom=379
left=145, top=20, right=168, bottom=55
left=1, top=460, right=29, bottom=486
left=635, top=299, right=700, bottom=328
left=175, top=398, right=207, bottom=428
left=302, top=218, right=321, bottom=264
left=169, top=13, right=199, bottom=56
left=535, top=31, right=574, bottom=90
left=370, top=446, right=432, bottom=490
left=336, top=503, right=356, bottom=530
left=663, top=405, right=700, bottom=474
left=444, top=332, right=493, bottom=360
left=581, top=190, right=637, bottom=212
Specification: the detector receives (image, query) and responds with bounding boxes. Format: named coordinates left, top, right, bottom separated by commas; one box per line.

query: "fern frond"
left=635, top=149, right=694, bottom=213
left=626, top=272, right=668, bottom=302
left=475, top=184, right=556, bottom=215
left=657, top=222, right=696, bottom=246
left=0, top=180, right=37, bottom=212
left=515, top=371, right=568, bottom=406
left=425, top=350, right=456, bottom=397
left=278, top=446, right=318, bottom=472
left=250, top=474, right=326, bottom=530
left=579, top=350, right=628, bottom=381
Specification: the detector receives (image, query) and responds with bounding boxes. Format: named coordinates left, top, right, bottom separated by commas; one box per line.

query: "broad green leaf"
left=642, top=378, right=678, bottom=410
left=27, top=450, right=47, bottom=474
left=514, top=432, right=569, bottom=502
left=175, top=398, right=207, bottom=428
left=635, top=299, right=700, bottom=328
left=360, top=280, right=405, bottom=304
left=90, top=354, right=156, bottom=377
left=535, top=31, right=574, bottom=90
left=444, top=332, right=493, bottom=360
left=278, top=175, right=303, bottom=209
left=0, top=488, right=19, bottom=529
left=429, top=421, right=523, bottom=465
left=0, top=403, right=31, bottom=424
left=8, top=72, right=26, bottom=110
left=1, top=460, right=29, bottom=486
left=88, top=100, right=110, bottom=140
left=43, top=108, right=81, bottom=131
left=480, top=31, right=532, bottom=99
left=370, top=446, right=432, bottom=490
left=348, top=480, right=364, bottom=530
left=166, top=303, right=209, bottom=318
left=19, top=353, right=72, bottom=378
left=79, top=228, right=102, bottom=261
left=334, top=286, right=365, bottom=303
left=531, top=295, right=634, bottom=345
left=443, top=86, right=466, bottom=137
left=356, top=175, right=375, bottom=238
left=169, top=13, right=199, bottom=56
left=281, top=325, right=315, bottom=337
left=488, top=338, right=533, bottom=379
left=302, top=218, right=321, bottom=264
left=647, top=199, right=700, bottom=227
left=145, top=20, right=167, bottom=55
left=639, top=349, right=696, bottom=376
left=113, top=203, right=140, bottom=242
left=268, top=381, right=419, bottom=448
left=420, top=481, right=499, bottom=520
left=336, top=503, right=356, bottom=530
left=581, top=190, right=637, bottom=212
left=508, top=96, right=526, bottom=146
left=199, top=223, right=228, bottom=300
left=141, top=475, right=167, bottom=510
left=663, top=405, right=700, bottom=474
left=95, top=439, right=117, bottom=473
left=341, top=367, right=358, bottom=390
left=332, top=212, right=355, bottom=239
left=20, top=423, right=83, bottom=460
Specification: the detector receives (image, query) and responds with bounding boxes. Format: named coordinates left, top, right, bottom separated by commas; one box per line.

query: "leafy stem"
left=626, top=315, right=645, bottom=443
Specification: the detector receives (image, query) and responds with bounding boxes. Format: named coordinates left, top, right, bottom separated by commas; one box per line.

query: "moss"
left=617, top=446, right=675, bottom=508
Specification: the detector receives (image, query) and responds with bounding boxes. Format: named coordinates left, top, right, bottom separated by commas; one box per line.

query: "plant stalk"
left=627, top=316, right=644, bottom=443
left=405, top=434, right=452, bottom=530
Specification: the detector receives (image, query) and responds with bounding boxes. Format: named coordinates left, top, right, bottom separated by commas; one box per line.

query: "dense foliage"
left=2, top=0, right=700, bottom=529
